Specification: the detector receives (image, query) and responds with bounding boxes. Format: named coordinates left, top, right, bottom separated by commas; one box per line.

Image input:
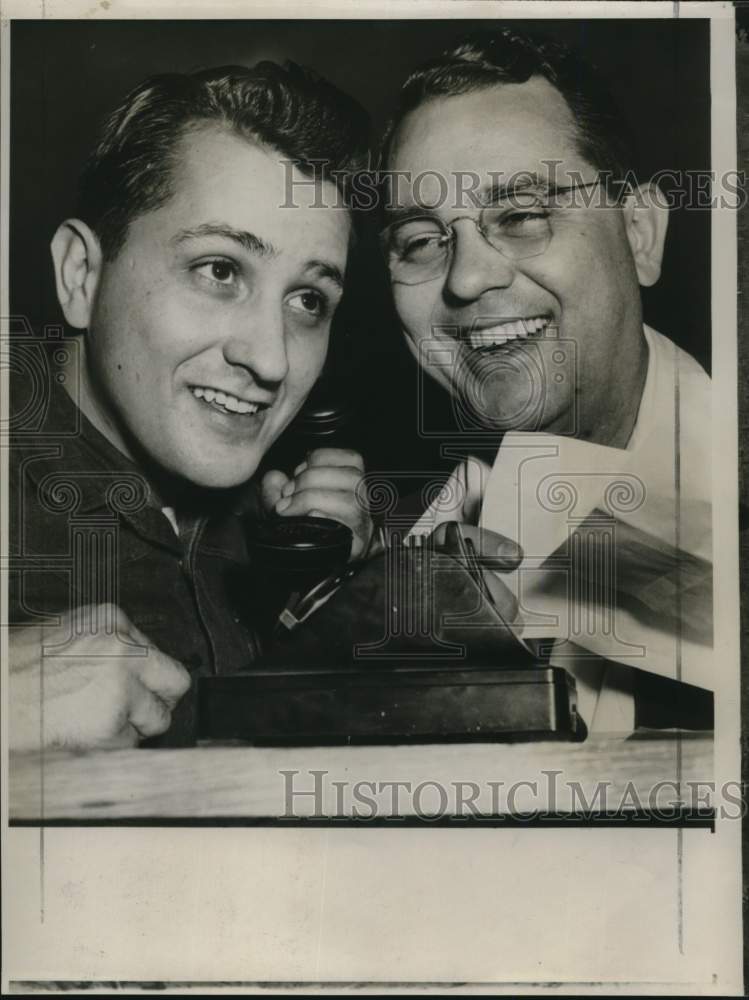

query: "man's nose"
left=443, top=221, right=516, bottom=303
left=222, top=305, right=289, bottom=385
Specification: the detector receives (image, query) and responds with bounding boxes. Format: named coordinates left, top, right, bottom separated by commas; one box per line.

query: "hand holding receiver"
left=261, top=447, right=373, bottom=559
left=9, top=603, right=191, bottom=752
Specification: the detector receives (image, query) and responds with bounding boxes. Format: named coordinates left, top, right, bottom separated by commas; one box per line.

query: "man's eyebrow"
left=173, top=225, right=343, bottom=289
left=303, top=259, right=345, bottom=291
left=480, top=172, right=549, bottom=203
left=171, top=223, right=278, bottom=257
left=384, top=205, right=438, bottom=225
left=384, top=172, right=551, bottom=223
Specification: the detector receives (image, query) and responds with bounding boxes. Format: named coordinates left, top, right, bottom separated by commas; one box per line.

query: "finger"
left=61, top=603, right=147, bottom=659
left=121, top=618, right=152, bottom=646
left=301, top=506, right=371, bottom=559
left=365, top=526, right=388, bottom=559
left=431, top=522, right=523, bottom=570
left=124, top=619, right=163, bottom=657
left=275, top=488, right=370, bottom=558
left=260, top=469, right=291, bottom=512
left=68, top=602, right=134, bottom=638
left=127, top=681, right=173, bottom=739
left=127, top=647, right=192, bottom=710
left=305, top=448, right=365, bottom=471
left=285, top=466, right=366, bottom=498
left=275, top=488, right=366, bottom=526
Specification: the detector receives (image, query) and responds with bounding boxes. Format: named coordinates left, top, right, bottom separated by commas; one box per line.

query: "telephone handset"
left=244, top=372, right=357, bottom=647
left=264, top=372, right=356, bottom=476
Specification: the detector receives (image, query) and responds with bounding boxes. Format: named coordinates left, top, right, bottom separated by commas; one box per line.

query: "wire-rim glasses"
left=380, top=179, right=604, bottom=285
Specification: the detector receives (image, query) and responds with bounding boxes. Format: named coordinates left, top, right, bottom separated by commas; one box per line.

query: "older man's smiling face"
left=386, top=77, right=648, bottom=444
left=83, top=125, right=350, bottom=488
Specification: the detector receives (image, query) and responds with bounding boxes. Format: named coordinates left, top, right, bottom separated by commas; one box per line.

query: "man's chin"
left=457, top=394, right=571, bottom=436
left=451, top=383, right=547, bottom=434
left=185, top=465, right=260, bottom=491
left=162, top=451, right=263, bottom=492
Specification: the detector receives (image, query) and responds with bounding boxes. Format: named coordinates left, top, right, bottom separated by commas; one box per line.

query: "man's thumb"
left=260, top=469, right=291, bottom=512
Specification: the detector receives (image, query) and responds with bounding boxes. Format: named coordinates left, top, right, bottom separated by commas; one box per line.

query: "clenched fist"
left=9, top=603, right=191, bottom=752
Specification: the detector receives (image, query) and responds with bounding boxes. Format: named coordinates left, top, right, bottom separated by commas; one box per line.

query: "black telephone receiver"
left=266, top=369, right=356, bottom=475
left=244, top=368, right=356, bottom=647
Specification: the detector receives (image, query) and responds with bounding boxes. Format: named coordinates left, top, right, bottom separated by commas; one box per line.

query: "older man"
left=378, top=28, right=712, bottom=732
left=9, top=62, right=372, bottom=750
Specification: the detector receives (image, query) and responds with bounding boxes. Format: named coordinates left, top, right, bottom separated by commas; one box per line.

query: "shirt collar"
left=623, top=323, right=657, bottom=455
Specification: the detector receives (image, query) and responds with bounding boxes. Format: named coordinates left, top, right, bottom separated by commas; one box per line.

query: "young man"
left=9, top=62, right=372, bottom=750
left=377, top=28, right=713, bottom=732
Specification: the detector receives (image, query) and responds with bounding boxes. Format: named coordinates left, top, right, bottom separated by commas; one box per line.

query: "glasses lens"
left=482, top=195, right=552, bottom=260
left=384, top=218, right=450, bottom=283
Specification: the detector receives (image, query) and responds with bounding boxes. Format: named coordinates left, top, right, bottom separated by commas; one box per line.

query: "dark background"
left=10, top=18, right=711, bottom=476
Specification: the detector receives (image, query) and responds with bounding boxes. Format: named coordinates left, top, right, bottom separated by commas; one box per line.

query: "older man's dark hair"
left=381, top=27, right=638, bottom=185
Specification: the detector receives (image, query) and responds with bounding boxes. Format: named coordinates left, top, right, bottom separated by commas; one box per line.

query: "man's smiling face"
left=85, top=125, right=350, bottom=488
left=386, top=78, right=648, bottom=444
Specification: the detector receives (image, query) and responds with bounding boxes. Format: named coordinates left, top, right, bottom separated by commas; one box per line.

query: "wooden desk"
left=10, top=732, right=713, bottom=824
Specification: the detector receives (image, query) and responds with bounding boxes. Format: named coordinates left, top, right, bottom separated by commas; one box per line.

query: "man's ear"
left=622, top=183, right=669, bottom=288
left=50, top=220, right=103, bottom=330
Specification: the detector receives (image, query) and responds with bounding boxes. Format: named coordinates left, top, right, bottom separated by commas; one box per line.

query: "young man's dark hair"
left=78, top=61, right=370, bottom=260
left=380, top=26, right=637, bottom=184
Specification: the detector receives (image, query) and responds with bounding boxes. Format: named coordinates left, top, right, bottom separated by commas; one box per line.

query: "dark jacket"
left=9, top=345, right=261, bottom=746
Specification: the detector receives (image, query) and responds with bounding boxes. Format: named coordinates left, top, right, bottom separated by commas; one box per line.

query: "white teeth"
left=533, top=317, right=553, bottom=334
left=468, top=316, right=552, bottom=349
left=191, top=386, right=260, bottom=415
left=471, top=330, right=503, bottom=348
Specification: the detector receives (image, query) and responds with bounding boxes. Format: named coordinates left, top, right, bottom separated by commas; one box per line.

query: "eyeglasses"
left=380, top=179, right=603, bottom=286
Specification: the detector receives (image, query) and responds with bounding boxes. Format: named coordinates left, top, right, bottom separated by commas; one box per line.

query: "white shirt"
left=411, top=326, right=712, bottom=733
